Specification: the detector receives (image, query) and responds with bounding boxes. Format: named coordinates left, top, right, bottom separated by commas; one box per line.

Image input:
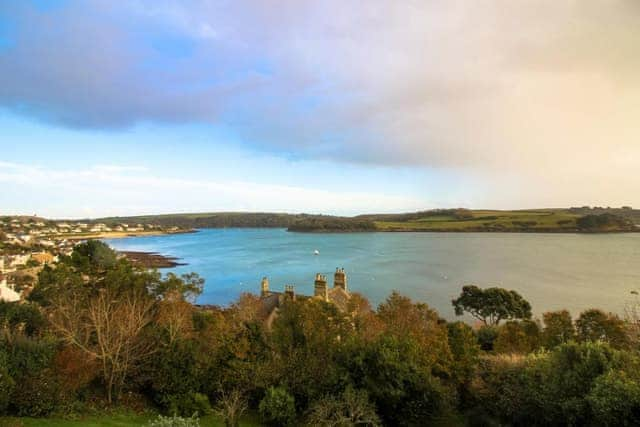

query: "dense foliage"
left=1, top=242, right=639, bottom=425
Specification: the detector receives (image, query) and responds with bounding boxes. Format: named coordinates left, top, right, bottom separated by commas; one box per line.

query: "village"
left=0, top=216, right=185, bottom=302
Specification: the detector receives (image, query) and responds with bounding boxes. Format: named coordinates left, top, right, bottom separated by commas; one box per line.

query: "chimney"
left=314, top=273, right=328, bottom=301
left=334, top=267, right=347, bottom=292
left=284, top=285, right=296, bottom=300
left=261, top=277, right=270, bottom=297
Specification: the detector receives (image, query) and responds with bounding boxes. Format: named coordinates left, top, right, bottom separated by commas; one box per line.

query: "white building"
left=0, top=277, right=20, bottom=302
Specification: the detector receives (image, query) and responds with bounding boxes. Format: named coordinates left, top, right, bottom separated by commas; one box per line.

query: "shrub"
left=0, top=301, right=46, bottom=336
left=3, top=336, right=59, bottom=416
left=167, top=393, right=212, bottom=418
left=447, top=322, right=480, bottom=388
left=11, top=369, right=59, bottom=416
left=494, top=320, right=540, bottom=354
left=148, top=414, right=200, bottom=427
left=588, top=370, right=640, bottom=426
left=0, top=351, right=14, bottom=414
left=477, top=326, right=499, bottom=351
left=541, top=310, right=575, bottom=348
left=306, top=387, right=381, bottom=426
left=259, top=386, right=296, bottom=426
left=576, top=309, right=629, bottom=349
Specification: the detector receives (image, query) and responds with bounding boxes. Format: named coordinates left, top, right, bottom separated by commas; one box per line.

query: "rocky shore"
left=119, top=251, right=186, bottom=268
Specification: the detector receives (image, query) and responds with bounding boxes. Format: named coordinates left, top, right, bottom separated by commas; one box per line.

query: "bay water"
left=106, top=229, right=640, bottom=319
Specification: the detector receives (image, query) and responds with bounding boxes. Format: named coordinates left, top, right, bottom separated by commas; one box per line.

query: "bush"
left=0, top=301, right=46, bottom=336
left=259, top=386, right=296, bottom=427
left=587, top=370, right=640, bottom=426
left=148, top=414, right=200, bottom=427
left=306, top=387, right=380, bottom=426
left=576, top=309, right=629, bottom=349
left=0, top=351, right=14, bottom=414
left=477, top=326, right=499, bottom=351
left=167, top=393, right=212, bottom=418
left=3, top=336, right=59, bottom=416
left=11, top=369, right=59, bottom=416
left=494, top=321, right=540, bottom=354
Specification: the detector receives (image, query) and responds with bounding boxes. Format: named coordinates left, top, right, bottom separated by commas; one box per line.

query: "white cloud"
left=0, top=162, right=427, bottom=218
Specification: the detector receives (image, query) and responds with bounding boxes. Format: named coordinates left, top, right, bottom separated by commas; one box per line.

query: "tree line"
left=1, top=241, right=640, bottom=425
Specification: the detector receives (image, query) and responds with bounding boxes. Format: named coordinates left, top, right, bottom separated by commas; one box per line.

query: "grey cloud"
left=1, top=0, right=639, bottom=185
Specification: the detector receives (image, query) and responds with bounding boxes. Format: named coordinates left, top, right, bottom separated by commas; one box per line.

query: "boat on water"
left=313, top=249, right=320, bottom=255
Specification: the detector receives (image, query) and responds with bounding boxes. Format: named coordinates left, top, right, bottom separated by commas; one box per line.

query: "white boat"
left=313, top=249, right=320, bottom=255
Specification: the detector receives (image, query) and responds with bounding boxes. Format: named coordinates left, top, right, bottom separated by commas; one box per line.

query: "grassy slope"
left=374, top=210, right=581, bottom=232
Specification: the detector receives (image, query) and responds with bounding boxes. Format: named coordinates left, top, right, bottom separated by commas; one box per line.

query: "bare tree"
left=214, top=388, right=248, bottom=427
left=49, top=288, right=155, bottom=403
left=306, top=387, right=381, bottom=427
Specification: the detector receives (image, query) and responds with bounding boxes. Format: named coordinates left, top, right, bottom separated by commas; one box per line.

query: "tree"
left=214, top=388, right=248, bottom=427
left=70, top=240, right=117, bottom=273
left=259, top=386, right=296, bottom=427
left=377, top=291, right=452, bottom=374
left=343, top=335, right=450, bottom=426
left=542, top=310, right=575, bottom=348
left=49, top=288, right=155, bottom=403
left=447, top=321, right=480, bottom=400
left=575, top=309, right=629, bottom=349
left=588, top=370, right=640, bottom=426
left=494, top=320, right=540, bottom=354
left=452, top=285, right=532, bottom=325
left=305, top=387, right=381, bottom=427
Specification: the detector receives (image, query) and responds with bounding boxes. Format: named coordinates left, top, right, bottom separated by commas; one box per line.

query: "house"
left=258, top=268, right=352, bottom=328
left=0, top=276, right=20, bottom=302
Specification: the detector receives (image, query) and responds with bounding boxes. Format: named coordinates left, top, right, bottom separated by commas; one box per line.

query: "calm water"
left=105, top=229, right=640, bottom=319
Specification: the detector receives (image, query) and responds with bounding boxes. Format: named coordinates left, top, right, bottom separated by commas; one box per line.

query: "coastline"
left=63, top=228, right=197, bottom=240
left=118, top=251, right=187, bottom=268
left=287, top=227, right=640, bottom=234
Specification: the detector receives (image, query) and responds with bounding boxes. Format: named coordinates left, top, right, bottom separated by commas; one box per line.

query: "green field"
left=0, top=414, right=261, bottom=427
left=374, top=210, right=581, bottom=232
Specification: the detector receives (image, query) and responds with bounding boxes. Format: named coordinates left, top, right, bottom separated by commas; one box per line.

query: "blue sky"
left=1, top=1, right=639, bottom=218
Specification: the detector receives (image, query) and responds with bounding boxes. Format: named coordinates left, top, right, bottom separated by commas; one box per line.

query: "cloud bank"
left=0, top=161, right=426, bottom=218
left=1, top=1, right=639, bottom=205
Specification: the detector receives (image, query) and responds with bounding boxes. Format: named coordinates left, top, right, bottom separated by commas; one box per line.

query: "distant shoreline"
left=118, top=250, right=187, bottom=268
left=65, top=228, right=197, bottom=240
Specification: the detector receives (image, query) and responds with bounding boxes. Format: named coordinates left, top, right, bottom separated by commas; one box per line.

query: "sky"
left=1, top=0, right=639, bottom=218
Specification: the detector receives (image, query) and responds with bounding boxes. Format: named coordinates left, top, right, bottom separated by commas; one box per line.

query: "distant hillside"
left=89, top=207, right=640, bottom=233
left=93, top=212, right=302, bottom=228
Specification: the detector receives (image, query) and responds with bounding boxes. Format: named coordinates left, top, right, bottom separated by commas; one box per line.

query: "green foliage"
left=587, top=370, right=640, bottom=426
left=576, top=213, right=633, bottom=231
left=541, top=310, right=575, bottom=348
left=288, top=217, right=377, bottom=232
left=476, top=326, right=498, bottom=351
left=3, top=335, right=59, bottom=416
left=0, top=301, right=45, bottom=336
left=471, top=341, right=635, bottom=426
left=258, top=386, right=296, bottom=427
left=576, top=309, right=629, bottom=349
left=270, top=299, right=350, bottom=407
left=447, top=322, right=480, bottom=388
left=344, top=335, right=450, bottom=426
left=147, top=414, right=200, bottom=427
left=494, top=320, right=540, bottom=354
left=452, top=285, right=532, bottom=325
left=0, top=350, right=14, bottom=415
left=305, top=386, right=381, bottom=426
left=147, top=341, right=202, bottom=414
left=70, top=240, right=117, bottom=272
